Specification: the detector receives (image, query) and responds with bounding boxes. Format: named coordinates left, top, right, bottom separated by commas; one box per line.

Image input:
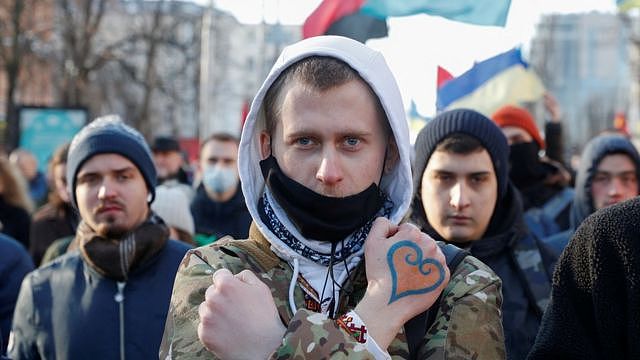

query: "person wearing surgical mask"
left=190, top=133, right=251, bottom=245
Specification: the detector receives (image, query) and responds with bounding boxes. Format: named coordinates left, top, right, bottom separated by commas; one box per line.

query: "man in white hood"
left=161, top=36, right=504, bottom=359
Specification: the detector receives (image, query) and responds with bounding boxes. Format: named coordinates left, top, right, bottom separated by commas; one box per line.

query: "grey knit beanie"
left=66, top=115, right=157, bottom=207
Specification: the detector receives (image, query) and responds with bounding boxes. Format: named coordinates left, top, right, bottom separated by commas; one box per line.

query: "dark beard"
left=96, top=215, right=128, bottom=239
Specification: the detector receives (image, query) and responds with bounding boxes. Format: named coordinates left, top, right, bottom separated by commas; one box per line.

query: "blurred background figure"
left=9, top=149, right=48, bottom=206
left=190, top=133, right=251, bottom=245
left=0, top=156, right=33, bottom=248
left=544, top=133, right=640, bottom=259
left=29, top=143, right=79, bottom=266
left=151, top=184, right=196, bottom=245
left=151, top=136, right=194, bottom=200
left=492, top=101, right=574, bottom=240
left=0, top=234, right=33, bottom=357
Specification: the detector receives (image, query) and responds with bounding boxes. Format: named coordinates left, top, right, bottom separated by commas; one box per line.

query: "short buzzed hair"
left=262, top=56, right=389, bottom=137
left=435, top=133, right=485, bottom=155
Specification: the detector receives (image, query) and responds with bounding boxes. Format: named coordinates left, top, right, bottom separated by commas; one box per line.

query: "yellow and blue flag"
left=436, top=48, right=545, bottom=117
left=618, top=0, right=640, bottom=12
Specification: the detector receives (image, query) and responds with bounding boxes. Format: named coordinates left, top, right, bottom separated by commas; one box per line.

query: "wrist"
left=355, top=295, right=403, bottom=350
left=339, top=310, right=392, bottom=360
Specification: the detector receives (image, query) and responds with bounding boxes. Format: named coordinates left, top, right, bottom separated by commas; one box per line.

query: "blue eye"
left=345, top=137, right=360, bottom=146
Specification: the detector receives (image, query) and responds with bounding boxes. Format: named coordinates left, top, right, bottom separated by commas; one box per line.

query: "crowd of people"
left=1, top=35, right=639, bottom=359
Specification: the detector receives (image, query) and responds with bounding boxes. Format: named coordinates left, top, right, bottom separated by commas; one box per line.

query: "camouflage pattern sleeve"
left=271, top=308, right=377, bottom=360
left=160, top=246, right=248, bottom=359
left=417, top=255, right=505, bottom=360
left=161, top=244, right=381, bottom=359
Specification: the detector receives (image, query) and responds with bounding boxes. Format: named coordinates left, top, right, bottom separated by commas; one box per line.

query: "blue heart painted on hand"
left=387, top=240, right=446, bottom=304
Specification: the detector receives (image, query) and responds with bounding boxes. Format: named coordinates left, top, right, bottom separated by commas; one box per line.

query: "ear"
left=384, top=137, right=400, bottom=174
left=259, top=131, right=271, bottom=160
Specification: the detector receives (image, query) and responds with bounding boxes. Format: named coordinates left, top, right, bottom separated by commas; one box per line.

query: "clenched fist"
left=198, top=268, right=286, bottom=359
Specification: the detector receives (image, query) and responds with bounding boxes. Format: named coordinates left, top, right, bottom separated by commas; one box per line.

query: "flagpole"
left=199, top=0, right=215, bottom=140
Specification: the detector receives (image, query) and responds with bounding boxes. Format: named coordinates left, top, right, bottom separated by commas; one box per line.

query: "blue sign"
left=19, top=107, right=87, bottom=172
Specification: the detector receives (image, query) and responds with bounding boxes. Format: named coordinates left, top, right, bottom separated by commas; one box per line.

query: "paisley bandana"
left=258, top=191, right=393, bottom=266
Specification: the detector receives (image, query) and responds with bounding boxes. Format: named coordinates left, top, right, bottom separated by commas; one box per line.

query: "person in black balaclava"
left=492, top=105, right=574, bottom=240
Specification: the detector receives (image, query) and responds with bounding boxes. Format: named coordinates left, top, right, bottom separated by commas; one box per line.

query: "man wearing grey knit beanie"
left=409, top=108, right=558, bottom=360
left=9, top=115, right=191, bottom=359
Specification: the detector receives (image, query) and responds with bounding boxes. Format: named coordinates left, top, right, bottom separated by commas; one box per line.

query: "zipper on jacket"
left=115, top=281, right=127, bottom=360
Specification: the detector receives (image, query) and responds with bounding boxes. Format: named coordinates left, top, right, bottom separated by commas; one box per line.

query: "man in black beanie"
left=8, top=115, right=191, bottom=359
left=409, top=108, right=557, bottom=360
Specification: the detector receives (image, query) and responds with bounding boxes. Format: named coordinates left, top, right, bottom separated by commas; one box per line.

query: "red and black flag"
left=302, top=0, right=388, bottom=43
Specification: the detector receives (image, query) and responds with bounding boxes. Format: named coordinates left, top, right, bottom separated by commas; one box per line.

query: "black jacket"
left=528, top=197, right=640, bottom=359
left=0, top=197, right=30, bottom=249
left=191, top=184, right=252, bottom=240
left=9, top=240, right=190, bottom=359
left=420, top=185, right=555, bottom=360
left=29, top=202, right=79, bottom=266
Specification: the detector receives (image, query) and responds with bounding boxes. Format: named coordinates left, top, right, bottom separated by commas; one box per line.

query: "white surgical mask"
left=203, top=166, right=237, bottom=194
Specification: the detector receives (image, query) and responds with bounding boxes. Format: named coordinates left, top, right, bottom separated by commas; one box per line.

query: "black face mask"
left=259, top=155, right=385, bottom=244
left=509, top=142, right=546, bottom=188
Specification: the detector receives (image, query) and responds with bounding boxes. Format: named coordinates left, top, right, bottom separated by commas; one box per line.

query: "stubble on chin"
left=95, top=215, right=128, bottom=239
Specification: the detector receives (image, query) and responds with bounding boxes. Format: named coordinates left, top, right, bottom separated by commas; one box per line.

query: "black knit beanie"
left=412, top=108, right=509, bottom=203
left=67, top=115, right=157, bottom=207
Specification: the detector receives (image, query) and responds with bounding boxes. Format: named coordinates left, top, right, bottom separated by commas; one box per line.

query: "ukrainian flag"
left=618, top=0, right=640, bottom=12
left=436, top=48, right=545, bottom=117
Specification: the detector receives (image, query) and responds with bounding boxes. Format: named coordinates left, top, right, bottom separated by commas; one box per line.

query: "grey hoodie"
left=238, top=36, right=412, bottom=295
left=571, top=134, right=640, bottom=229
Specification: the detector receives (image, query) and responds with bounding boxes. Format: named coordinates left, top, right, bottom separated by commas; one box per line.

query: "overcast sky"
left=202, top=0, right=618, bottom=115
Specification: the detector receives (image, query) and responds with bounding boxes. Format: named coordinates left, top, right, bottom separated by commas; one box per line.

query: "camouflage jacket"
left=160, top=224, right=505, bottom=359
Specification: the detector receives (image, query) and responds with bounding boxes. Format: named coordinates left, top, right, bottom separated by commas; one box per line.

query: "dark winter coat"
left=0, top=197, right=30, bottom=249
left=190, top=184, right=252, bottom=241
left=416, top=185, right=555, bottom=360
left=8, top=240, right=190, bottom=359
left=0, top=234, right=33, bottom=355
left=29, top=202, right=79, bottom=266
left=528, top=197, right=640, bottom=359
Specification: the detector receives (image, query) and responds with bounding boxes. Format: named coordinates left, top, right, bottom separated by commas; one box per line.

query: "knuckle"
left=398, top=223, right=421, bottom=240
left=204, top=284, right=216, bottom=301
left=373, top=216, right=389, bottom=226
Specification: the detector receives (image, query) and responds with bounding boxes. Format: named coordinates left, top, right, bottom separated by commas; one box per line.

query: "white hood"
left=238, top=35, right=412, bottom=262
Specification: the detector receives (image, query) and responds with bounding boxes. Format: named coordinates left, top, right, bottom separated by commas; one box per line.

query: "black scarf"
left=260, top=155, right=386, bottom=244
left=258, top=190, right=393, bottom=266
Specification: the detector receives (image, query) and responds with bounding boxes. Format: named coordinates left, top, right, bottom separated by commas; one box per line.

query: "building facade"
left=530, top=12, right=633, bottom=150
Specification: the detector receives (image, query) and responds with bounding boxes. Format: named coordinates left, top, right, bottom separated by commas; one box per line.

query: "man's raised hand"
left=355, top=218, right=450, bottom=350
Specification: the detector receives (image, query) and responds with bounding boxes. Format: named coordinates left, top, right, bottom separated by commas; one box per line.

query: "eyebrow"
left=206, top=156, right=235, bottom=161
left=432, top=169, right=492, bottom=177
left=469, top=171, right=492, bottom=177
left=594, top=170, right=637, bottom=176
left=285, top=128, right=373, bottom=139
left=77, top=166, right=136, bottom=178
